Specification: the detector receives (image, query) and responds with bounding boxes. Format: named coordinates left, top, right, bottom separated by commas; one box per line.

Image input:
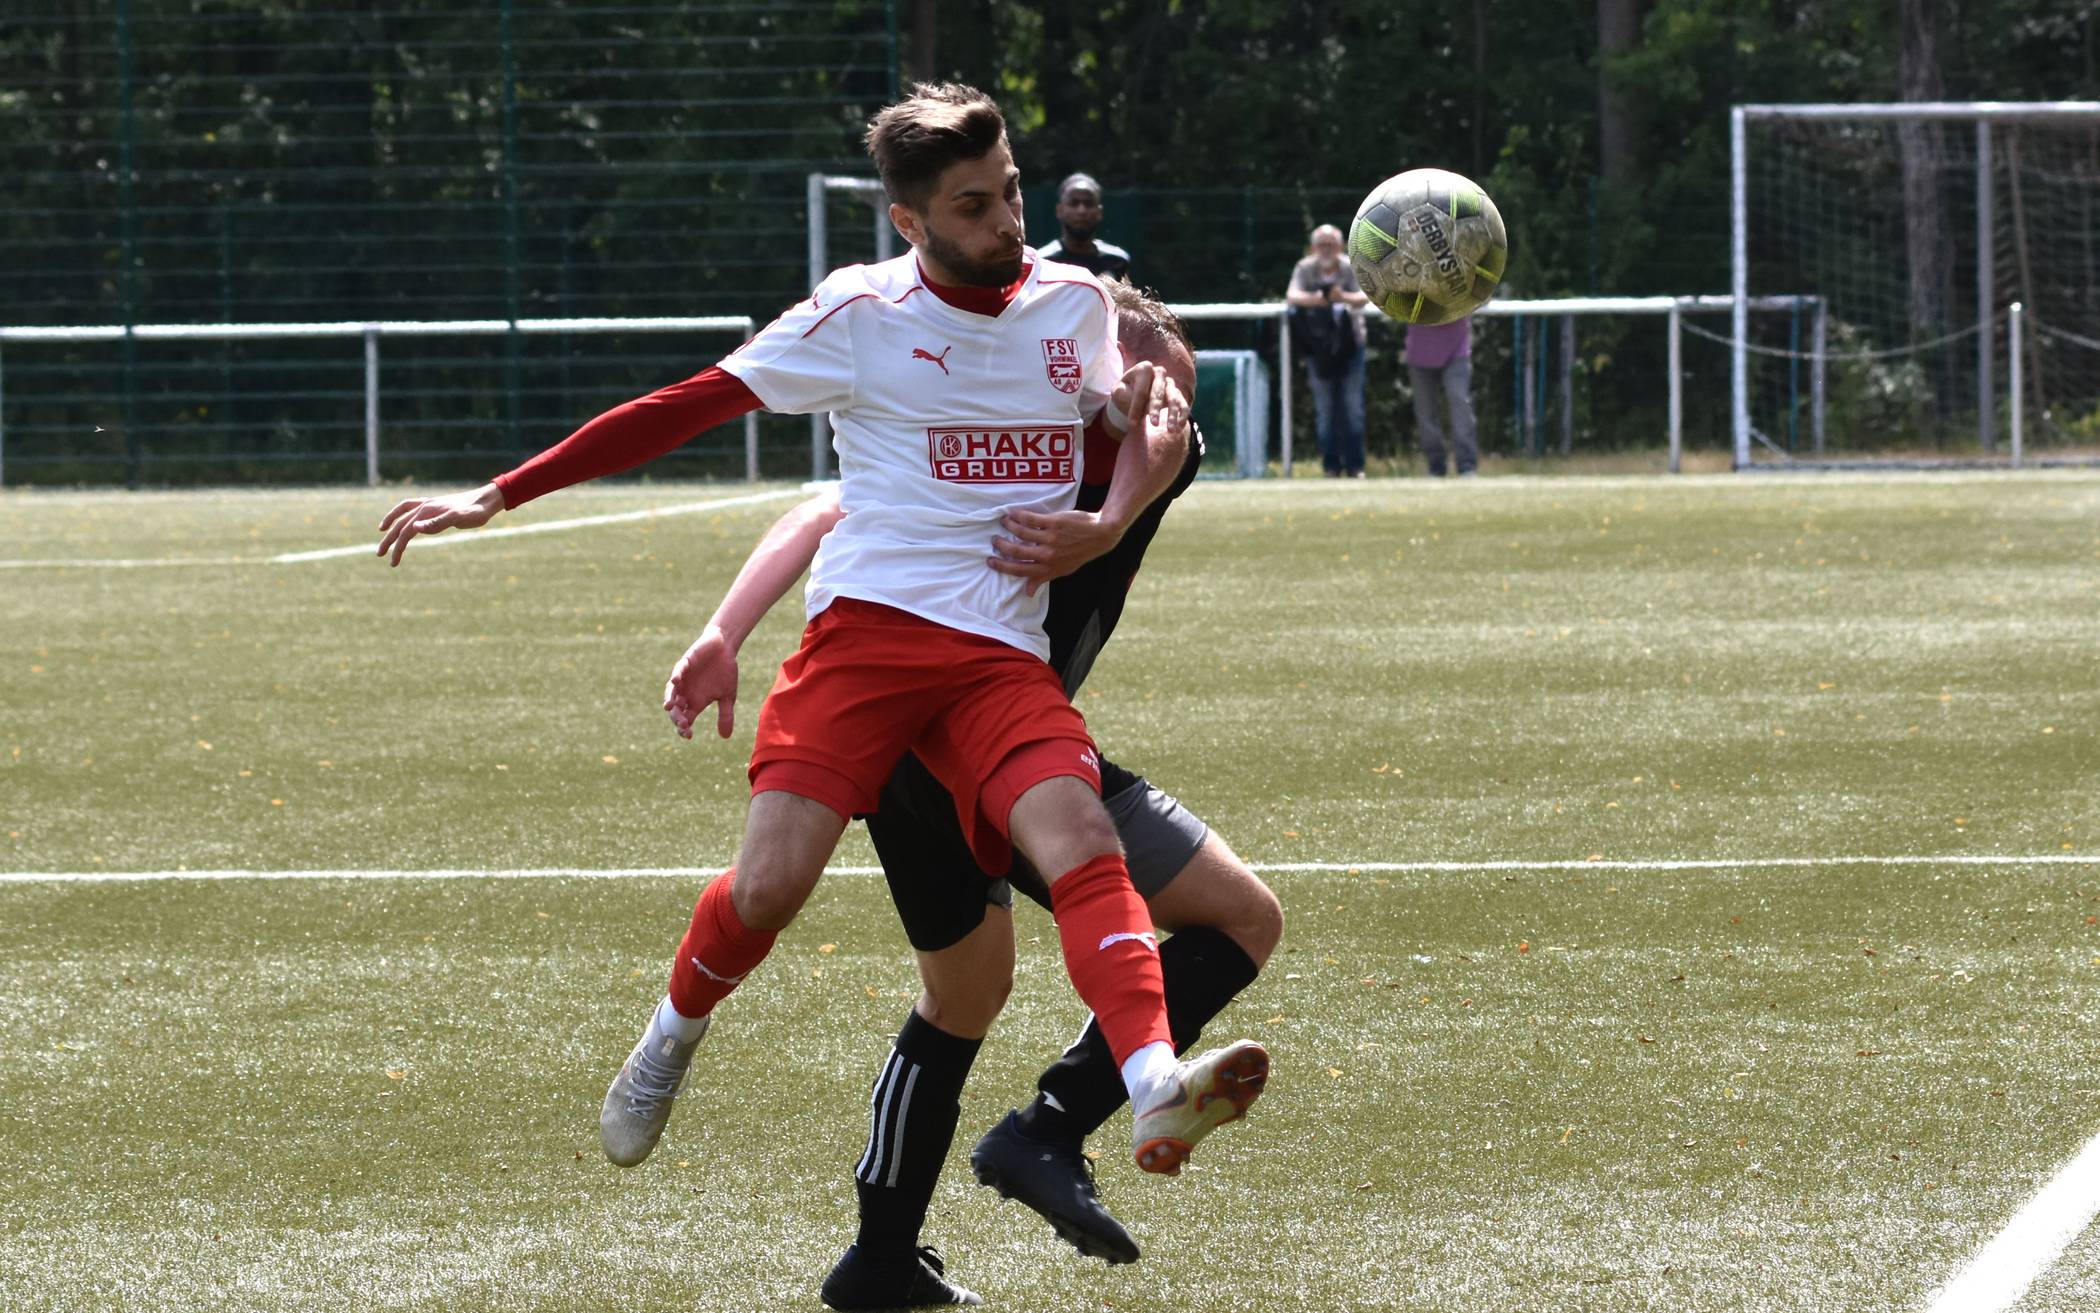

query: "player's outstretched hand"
left=376, top=483, right=503, bottom=567
left=664, top=626, right=740, bottom=740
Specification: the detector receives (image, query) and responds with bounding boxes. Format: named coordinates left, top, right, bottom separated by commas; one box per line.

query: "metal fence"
left=0, top=317, right=759, bottom=486
left=2, top=5, right=1748, bottom=484
left=1, top=1, right=896, bottom=483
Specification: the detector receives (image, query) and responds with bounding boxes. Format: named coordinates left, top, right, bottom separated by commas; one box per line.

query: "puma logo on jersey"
left=912, top=345, right=952, bottom=374
left=1099, top=931, right=1159, bottom=952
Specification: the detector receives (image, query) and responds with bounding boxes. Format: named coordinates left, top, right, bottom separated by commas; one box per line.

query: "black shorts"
left=864, top=751, right=1210, bottom=953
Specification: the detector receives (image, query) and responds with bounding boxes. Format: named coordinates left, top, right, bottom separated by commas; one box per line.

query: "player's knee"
left=915, top=970, right=1011, bottom=1038
left=1239, top=878, right=1285, bottom=966
left=728, top=859, right=814, bottom=931
left=1009, top=776, right=1122, bottom=875
left=1209, top=864, right=1284, bottom=967
left=1066, top=802, right=1122, bottom=862
left=1154, top=842, right=1284, bottom=968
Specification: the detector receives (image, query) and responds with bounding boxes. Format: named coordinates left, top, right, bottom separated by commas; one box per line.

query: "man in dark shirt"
left=664, top=282, right=1280, bottom=1309
left=1036, top=172, right=1133, bottom=281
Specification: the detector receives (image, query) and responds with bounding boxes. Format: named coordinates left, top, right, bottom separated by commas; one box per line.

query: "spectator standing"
left=1284, top=224, right=1367, bottom=477
left=1037, top=172, right=1132, bottom=280
left=1407, top=317, right=1477, bottom=477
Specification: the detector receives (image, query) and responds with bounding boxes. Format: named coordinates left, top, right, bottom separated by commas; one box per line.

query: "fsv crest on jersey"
left=1041, top=338, right=1082, bottom=394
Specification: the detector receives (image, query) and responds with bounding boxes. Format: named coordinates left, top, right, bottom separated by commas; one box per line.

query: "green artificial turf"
left=3, top=473, right=2098, bottom=1311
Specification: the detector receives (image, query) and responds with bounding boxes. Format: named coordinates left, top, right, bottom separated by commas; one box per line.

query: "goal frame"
left=1730, top=100, right=2100, bottom=469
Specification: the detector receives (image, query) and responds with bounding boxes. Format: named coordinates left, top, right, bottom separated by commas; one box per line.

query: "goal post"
left=807, top=174, right=899, bottom=481
left=1732, top=101, right=2100, bottom=469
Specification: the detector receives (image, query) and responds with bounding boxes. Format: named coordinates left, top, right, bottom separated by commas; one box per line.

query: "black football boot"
left=819, top=1244, right=981, bottom=1309
left=968, top=1110, right=1140, bottom=1265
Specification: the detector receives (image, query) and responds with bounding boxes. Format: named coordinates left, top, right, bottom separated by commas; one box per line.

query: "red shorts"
left=749, top=598, right=1100, bottom=872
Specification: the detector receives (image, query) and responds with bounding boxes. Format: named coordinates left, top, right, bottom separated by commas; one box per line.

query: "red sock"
left=666, top=869, right=778, bottom=1018
left=1047, top=854, right=1171, bottom=1066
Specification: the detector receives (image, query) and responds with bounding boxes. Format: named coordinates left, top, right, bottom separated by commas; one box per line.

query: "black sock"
left=1014, top=925, right=1260, bottom=1145
left=852, top=1010, right=982, bottom=1257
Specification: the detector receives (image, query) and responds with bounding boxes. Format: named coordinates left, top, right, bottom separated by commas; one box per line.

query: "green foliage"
left=4, top=1, right=2096, bottom=482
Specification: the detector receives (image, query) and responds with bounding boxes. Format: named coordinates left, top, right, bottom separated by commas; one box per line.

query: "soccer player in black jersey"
left=663, top=282, right=1281, bottom=1309
left=1036, top=172, right=1133, bottom=281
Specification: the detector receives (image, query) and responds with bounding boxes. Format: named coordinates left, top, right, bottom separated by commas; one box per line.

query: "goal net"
left=1734, top=102, right=2100, bottom=466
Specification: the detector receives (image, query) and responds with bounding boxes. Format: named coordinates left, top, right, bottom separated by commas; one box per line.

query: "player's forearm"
left=704, top=493, right=843, bottom=652
left=494, top=366, right=761, bottom=510
left=1095, top=409, right=1188, bottom=535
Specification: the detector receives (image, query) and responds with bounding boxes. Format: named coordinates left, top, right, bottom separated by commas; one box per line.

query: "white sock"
left=654, top=994, right=710, bottom=1042
left=1120, top=1040, right=1179, bottom=1112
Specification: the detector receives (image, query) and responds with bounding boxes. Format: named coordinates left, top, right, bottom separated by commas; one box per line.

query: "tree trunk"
left=1597, top=0, right=1642, bottom=188
left=909, top=0, right=937, bottom=83
left=1896, top=0, right=1945, bottom=340
left=1474, top=0, right=1489, bottom=178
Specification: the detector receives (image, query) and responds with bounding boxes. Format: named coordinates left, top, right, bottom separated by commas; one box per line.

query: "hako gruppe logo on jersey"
left=927, top=424, right=1079, bottom=483
left=1040, top=338, right=1081, bottom=393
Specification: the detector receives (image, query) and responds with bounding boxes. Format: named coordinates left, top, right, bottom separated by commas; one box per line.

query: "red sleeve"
left=1078, top=406, right=1126, bottom=487
left=1081, top=427, right=1121, bottom=488
left=492, top=366, right=762, bottom=509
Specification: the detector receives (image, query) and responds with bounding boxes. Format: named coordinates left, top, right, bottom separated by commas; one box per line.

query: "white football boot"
left=1130, top=1039, right=1269, bottom=1175
left=599, top=1007, right=709, bottom=1167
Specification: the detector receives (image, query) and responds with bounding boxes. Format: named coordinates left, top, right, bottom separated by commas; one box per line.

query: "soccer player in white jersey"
left=372, top=82, right=1268, bottom=1239
left=663, top=282, right=1285, bottom=1308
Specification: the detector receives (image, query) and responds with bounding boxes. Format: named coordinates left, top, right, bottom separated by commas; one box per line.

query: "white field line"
left=0, top=488, right=805, bottom=569
left=2, top=853, right=2095, bottom=884
left=1182, top=468, right=2100, bottom=495
left=1927, top=1127, right=2100, bottom=1313
left=1251, top=855, right=2100, bottom=873
left=0, top=555, right=252, bottom=569
left=272, top=488, right=804, bottom=562
left=9, top=844, right=2096, bottom=1307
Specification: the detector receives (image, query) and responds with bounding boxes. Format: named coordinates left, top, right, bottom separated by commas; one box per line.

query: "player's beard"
left=921, top=223, right=1026, bottom=288
left=1061, top=219, right=1099, bottom=243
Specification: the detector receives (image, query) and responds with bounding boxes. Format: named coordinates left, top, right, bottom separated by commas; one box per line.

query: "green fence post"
left=1241, top=186, right=1255, bottom=295
left=885, top=0, right=900, bottom=98
left=1787, top=300, right=1801, bottom=453
left=118, top=0, right=141, bottom=486
left=501, top=0, right=523, bottom=453
left=219, top=205, right=235, bottom=462
left=1508, top=315, right=1522, bottom=452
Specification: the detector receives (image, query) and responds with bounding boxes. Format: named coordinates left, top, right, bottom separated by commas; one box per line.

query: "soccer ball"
left=1347, top=168, right=1507, bottom=325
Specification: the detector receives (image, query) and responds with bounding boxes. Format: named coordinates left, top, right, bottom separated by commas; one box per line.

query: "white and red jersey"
left=720, top=254, right=1119, bottom=660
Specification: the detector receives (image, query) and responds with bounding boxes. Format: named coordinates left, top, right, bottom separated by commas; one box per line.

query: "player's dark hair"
left=1107, top=280, right=1192, bottom=361
left=864, top=82, right=1008, bottom=211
